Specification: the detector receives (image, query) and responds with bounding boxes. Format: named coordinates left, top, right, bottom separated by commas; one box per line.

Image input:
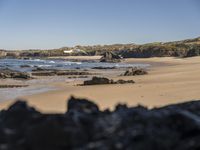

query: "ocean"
left=0, top=58, right=150, bottom=72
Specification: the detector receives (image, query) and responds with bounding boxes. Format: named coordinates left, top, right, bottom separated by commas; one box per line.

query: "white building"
left=63, top=50, right=74, bottom=54
left=63, top=49, right=82, bottom=54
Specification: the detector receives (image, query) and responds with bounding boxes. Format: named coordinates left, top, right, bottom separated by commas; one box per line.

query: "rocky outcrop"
left=115, top=79, right=135, bottom=84
left=5, top=52, right=20, bottom=58
left=0, top=50, right=6, bottom=58
left=123, top=67, right=148, bottom=76
left=68, top=76, right=88, bottom=79
left=0, top=85, right=28, bottom=88
left=0, top=97, right=200, bottom=149
left=92, top=66, right=116, bottom=69
left=83, top=77, right=110, bottom=85
left=186, top=45, right=200, bottom=57
left=82, top=76, right=135, bottom=85
left=100, top=52, right=122, bottom=62
left=31, top=69, right=92, bottom=76
left=0, top=68, right=32, bottom=79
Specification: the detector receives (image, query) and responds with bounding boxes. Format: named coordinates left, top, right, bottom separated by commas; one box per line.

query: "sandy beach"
left=1, top=56, right=200, bottom=112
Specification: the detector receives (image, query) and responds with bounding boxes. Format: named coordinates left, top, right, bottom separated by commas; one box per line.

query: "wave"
left=49, top=61, right=55, bottom=64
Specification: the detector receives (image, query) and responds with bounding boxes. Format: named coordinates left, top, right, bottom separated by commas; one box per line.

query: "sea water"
left=0, top=58, right=150, bottom=72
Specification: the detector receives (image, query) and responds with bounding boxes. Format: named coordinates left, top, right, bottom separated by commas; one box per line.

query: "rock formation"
left=31, top=69, right=92, bottom=76
left=123, top=67, right=148, bottom=76
left=0, top=97, right=200, bottom=149
left=100, top=52, right=122, bottom=62
left=82, top=76, right=135, bottom=85
left=0, top=68, right=32, bottom=79
left=0, top=50, right=6, bottom=58
left=0, top=85, right=28, bottom=88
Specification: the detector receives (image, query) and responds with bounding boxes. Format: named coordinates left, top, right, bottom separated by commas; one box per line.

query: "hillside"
left=1, top=37, right=200, bottom=58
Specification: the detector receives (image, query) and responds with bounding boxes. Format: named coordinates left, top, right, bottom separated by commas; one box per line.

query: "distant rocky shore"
left=1, top=37, right=200, bottom=59
left=0, top=97, right=200, bottom=150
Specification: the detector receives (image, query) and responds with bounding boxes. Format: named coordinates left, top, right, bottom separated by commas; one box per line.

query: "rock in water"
left=0, top=68, right=32, bottom=79
left=1, top=98, right=200, bottom=149
left=100, top=52, right=121, bottom=62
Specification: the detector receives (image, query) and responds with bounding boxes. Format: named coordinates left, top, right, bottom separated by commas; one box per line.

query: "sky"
left=0, top=0, right=200, bottom=50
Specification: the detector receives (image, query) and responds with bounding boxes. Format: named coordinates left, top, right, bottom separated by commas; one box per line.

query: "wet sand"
left=1, top=56, right=200, bottom=113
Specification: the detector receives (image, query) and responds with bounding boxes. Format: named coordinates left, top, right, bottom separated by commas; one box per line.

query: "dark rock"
left=115, top=79, right=135, bottom=84
left=56, top=71, right=91, bottom=76
left=100, top=52, right=122, bottom=63
left=68, top=96, right=99, bottom=114
left=20, top=65, right=31, bottom=68
left=0, top=85, right=28, bottom=88
left=83, top=77, right=110, bottom=85
left=32, top=67, right=48, bottom=71
left=0, top=68, right=32, bottom=79
left=31, top=69, right=92, bottom=76
left=82, top=76, right=135, bottom=85
left=92, top=66, right=116, bottom=70
left=68, top=76, right=88, bottom=79
left=1, top=98, right=200, bottom=149
left=123, top=67, right=148, bottom=76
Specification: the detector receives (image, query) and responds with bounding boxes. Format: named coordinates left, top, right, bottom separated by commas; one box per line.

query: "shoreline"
left=1, top=56, right=200, bottom=112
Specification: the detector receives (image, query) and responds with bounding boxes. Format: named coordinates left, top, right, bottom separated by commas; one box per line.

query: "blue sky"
left=0, top=0, right=200, bottom=50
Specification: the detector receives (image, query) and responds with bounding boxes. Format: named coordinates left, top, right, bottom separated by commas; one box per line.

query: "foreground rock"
left=0, top=68, right=32, bottom=79
left=0, top=97, right=200, bottom=149
left=82, top=76, right=135, bottom=85
left=100, top=52, right=122, bottom=63
left=123, top=67, right=148, bottom=76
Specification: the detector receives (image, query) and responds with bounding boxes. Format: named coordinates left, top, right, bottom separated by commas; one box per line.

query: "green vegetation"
left=0, top=37, right=200, bottom=58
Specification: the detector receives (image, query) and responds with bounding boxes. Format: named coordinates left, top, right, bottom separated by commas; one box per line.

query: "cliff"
left=1, top=37, right=200, bottom=58
left=0, top=50, right=6, bottom=58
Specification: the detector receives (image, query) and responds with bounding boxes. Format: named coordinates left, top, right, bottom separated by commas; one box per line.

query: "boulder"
left=100, top=52, right=121, bottom=63
left=123, top=67, right=148, bottom=76
left=82, top=76, right=135, bottom=85
left=115, top=79, right=135, bottom=84
left=83, top=77, right=110, bottom=85
left=0, top=68, right=32, bottom=79
left=20, top=65, right=31, bottom=68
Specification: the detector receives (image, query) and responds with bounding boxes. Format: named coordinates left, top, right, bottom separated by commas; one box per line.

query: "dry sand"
left=1, top=56, right=200, bottom=113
